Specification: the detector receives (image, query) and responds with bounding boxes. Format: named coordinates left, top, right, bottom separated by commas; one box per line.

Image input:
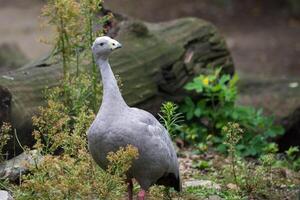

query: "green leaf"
left=194, top=107, right=202, bottom=117
left=217, top=143, right=227, bottom=153
left=184, top=78, right=204, bottom=93
left=286, top=146, right=299, bottom=157
left=229, top=74, right=239, bottom=87
left=211, top=85, right=222, bottom=92
left=218, top=74, right=231, bottom=85
left=192, top=160, right=211, bottom=170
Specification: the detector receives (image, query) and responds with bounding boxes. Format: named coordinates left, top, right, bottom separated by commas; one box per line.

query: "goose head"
left=92, top=36, right=122, bottom=60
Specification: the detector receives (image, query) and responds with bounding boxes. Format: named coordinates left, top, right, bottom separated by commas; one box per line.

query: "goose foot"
left=127, top=179, right=133, bottom=200
left=137, top=190, right=146, bottom=200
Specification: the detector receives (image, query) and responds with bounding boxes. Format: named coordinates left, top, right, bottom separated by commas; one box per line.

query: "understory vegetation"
left=159, top=103, right=300, bottom=200
left=180, top=68, right=284, bottom=157
left=161, top=69, right=300, bottom=199
left=0, top=0, right=299, bottom=199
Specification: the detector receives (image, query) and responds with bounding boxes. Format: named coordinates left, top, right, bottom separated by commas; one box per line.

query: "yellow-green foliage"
left=41, top=0, right=105, bottom=67
left=158, top=102, right=183, bottom=138
left=221, top=122, right=298, bottom=199
left=13, top=73, right=138, bottom=199
left=55, top=74, right=102, bottom=116
left=107, top=145, right=139, bottom=177
left=80, top=0, right=105, bottom=52
left=11, top=0, right=140, bottom=199
left=41, top=0, right=110, bottom=110
left=35, top=76, right=97, bottom=149
left=222, top=122, right=243, bottom=187
left=0, top=122, right=12, bottom=162
left=14, top=146, right=138, bottom=200
left=32, top=100, right=70, bottom=155
left=41, top=0, right=81, bottom=76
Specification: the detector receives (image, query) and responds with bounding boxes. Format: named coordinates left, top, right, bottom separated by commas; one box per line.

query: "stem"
left=244, top=167, right=251, bottom=191
left=14, top=129, right=26, bottom=152
left=76, top=47, right=79, bottom=77
left=164, top=187, right=171, bottom=200
left=88, top=10, right=97, bottom=112
left=230, top=148, right=238, bottom=186
left=210, top=92, right=217, bottom=134
left=63, top=28, right=71, bottom=67
left=268, top=164, right=272, bottom=185
left=59, top=16, right=67, bottom=79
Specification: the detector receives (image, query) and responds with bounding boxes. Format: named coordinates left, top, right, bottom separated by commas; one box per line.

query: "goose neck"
left=97, top=58, right=127, bottom=109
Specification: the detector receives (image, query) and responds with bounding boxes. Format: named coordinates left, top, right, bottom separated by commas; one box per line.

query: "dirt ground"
left=0, top=0, right=299, bottom=116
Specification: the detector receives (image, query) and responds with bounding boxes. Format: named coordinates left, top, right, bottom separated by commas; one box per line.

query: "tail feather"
left=156, top=172, right=182, bottom=192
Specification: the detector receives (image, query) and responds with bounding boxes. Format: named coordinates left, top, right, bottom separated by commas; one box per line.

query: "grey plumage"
left=88, top=36, right=181, bottom=191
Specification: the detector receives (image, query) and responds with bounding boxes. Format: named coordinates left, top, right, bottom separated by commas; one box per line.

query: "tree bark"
left=0, top=43, right=28, bottom=73
left=0, top=17, right=234, bottom=152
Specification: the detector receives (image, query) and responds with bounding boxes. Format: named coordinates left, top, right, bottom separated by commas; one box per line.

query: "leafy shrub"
left=107, top=145, right=139, bottom=177
left=180, top=68, right=284, bottom=157
left=273, top=146, right=300, bottom=171
left=13, top=77, right=138, bottom=199
left=41, top=0, right=111, bottom=111
left=32, top=74, right=101, bottom=155
left=47, top=74, right=102, bottom=118
left=14, top=146, right=138, bottom=200
left=10, top=1, right=140, bottom=198
left=263, top=144, right=300, bottom=172
left=284, top=147, right=300, bottom=170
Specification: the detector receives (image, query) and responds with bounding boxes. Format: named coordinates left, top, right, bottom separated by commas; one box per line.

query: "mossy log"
left=0, top=43, right=28, bottom=73
left=0, top=17, right=233, bottom=151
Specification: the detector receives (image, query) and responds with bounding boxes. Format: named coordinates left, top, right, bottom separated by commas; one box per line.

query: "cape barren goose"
left=88, top=36, right=181, bottom=200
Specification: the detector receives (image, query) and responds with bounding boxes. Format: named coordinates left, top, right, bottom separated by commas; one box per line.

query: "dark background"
left=0, top=0, right=299, bottom=117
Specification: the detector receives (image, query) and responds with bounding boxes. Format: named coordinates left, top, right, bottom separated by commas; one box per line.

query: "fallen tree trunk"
left=0, top=17, right=234, bottom=153
left=0, top=43, right=28, bottom=74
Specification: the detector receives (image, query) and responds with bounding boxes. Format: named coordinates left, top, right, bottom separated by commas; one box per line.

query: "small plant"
left=222, top=123, right=267, bottom=196
left=107, top=145, right=139, bottom=177
left=159, top=102, right=183, bottom=138
left=32, top=74, right=102, bottom=157
left=180, top=68, right=284, bottom=157
left=282, top=146, right=300, bottom=171
left=261, top=143, right=300, bottom=174
left=184, top=186, right=241, bottom=200
left=41, top=0, right=81, bottom=78
left=14, top=146, right=138, bottom=200
left=219, top=122, right=298, bottom=199
left=223, top=122, right=243, bottom=186
left=182, top=68, right=237, bottom=122
left=0, top=122, right=12, bottom=162
left=41, top=0, right=111, bottom=111
left=192, top=160, right=211, bottom=170
left=263, top=142, right=279, bottom=154
left=14, top=79, right=138, bottom=199
left=286, top=146, right=299, bottom=162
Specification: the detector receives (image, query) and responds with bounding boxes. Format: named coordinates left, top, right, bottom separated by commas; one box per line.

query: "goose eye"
left=99, top=43, right=104, bottom=46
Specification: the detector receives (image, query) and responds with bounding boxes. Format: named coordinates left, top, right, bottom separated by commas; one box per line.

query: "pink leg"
left=127, top=179, right=133, bottom=200
left=137, top=190, right=146, bottom=200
